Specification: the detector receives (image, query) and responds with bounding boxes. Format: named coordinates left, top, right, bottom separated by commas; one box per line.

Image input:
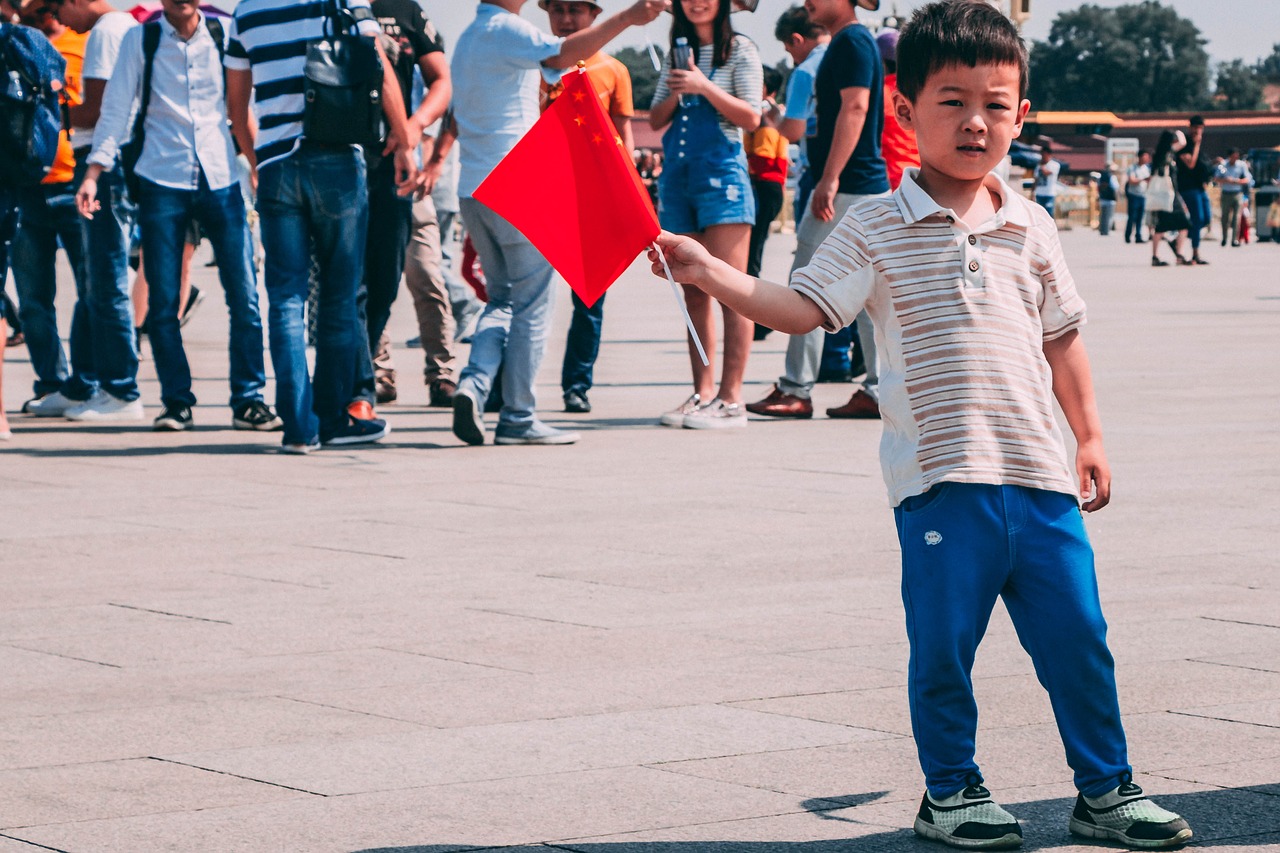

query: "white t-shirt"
left=1034, top=158, right=1060, bottom=198
left=1126, top=163, right=1151, bottom=196
left=75, top=11, right=138, bottom=148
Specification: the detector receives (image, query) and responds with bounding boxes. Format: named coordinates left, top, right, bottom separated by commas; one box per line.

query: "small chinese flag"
left=473, top=68, right=659, bottom=308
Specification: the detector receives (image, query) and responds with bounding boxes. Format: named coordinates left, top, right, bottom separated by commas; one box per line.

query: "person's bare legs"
left=699, top=223, right=751, bottom=404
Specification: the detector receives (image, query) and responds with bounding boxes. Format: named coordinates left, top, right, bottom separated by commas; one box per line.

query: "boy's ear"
left=892, top=90, right=914, bottom=131
left=1012, top=99, right=1031, bottom=137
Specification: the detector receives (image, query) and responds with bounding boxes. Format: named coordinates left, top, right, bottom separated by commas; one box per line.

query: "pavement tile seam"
left=714, top=702, right=908, bottom=741
left=1167, top=709, right=1280, bottom=731
left=0, top=834, right=69, bottom=853
left=1, top=643, right=121, bottom=670
left=149, top=757, right=330, bottom=798
left=278, top=696, right=450, bottom=729
left=105, top=602, right=233, bottom=625
left=1190, top=657, right=1280, bottom=675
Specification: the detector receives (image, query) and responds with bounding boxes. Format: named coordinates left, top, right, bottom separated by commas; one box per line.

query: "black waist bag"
left=302, top=2, right=383, bottom=148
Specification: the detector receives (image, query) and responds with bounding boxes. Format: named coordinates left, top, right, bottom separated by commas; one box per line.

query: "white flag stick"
left=653, top=241, right=709, bottom=367
left=643, top=32, right=662, bottom=71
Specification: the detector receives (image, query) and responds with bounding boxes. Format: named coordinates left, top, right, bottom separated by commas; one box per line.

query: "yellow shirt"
left=540, top=53, right=633, bottom=120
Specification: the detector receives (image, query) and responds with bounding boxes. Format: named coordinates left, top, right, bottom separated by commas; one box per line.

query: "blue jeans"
left=1124, top=192, right=1146, bottom=242
left=1035, top=195, right=1055, bottom=217
left=1098, top=199, right=1115, bottom=235
left=136, top=174, right=266, bottom=410
left=83, top=165, right=139, bottom=401
left=12, top=169, right=94, bottom=399
left=895, top=483, right=1130, bottom=799
left=457, top=197, right=555, bottom=429
left=561, top=290, right=604, bottom=396
left=257, top=147, right=368, bottom=445
left=1181, top=189, right=1210, bottom=251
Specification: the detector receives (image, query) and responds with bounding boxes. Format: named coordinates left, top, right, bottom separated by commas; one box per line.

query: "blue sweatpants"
left=894, top=482, right=1131, bottom=799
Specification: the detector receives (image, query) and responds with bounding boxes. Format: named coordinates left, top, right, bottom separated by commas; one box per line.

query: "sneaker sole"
left=914, top=817, right=1023, bottom=850
left=153, top=419, right=193, bottom=431
left=322, top=423, right=390, bottom=447
left=66, top=409, right=145, bottom=422
left=494, top=433, right=579, bottom=446
left=682, top=418, right=748, bottom=430
left=659, top=412, right=689, bottom=427
left=233, top=418, right=284, bottom=432
left=744, top=407, right=812, bottom=418
left=452, top=392, right=485, bottom=446
left=1069, top=817, right=1193, bottom=849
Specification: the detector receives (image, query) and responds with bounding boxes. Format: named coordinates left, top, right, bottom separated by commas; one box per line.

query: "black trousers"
left=747, top=178, right=785, bottom=278
left=353, top=157, right=413, bottom=402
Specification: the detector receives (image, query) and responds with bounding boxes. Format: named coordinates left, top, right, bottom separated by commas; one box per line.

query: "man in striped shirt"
left=648, top=2, right=1192, bottom=850
left=224, top=0, right=417, bottom=453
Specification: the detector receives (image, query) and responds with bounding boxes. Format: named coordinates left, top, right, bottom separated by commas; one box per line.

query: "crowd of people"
left=0, top=0, right=1263, bottom=450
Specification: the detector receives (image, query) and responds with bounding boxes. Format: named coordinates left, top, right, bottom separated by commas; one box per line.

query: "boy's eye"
left=988, top=103, right=1009, bottom=111
left=940, top=99, right=964, bottom=107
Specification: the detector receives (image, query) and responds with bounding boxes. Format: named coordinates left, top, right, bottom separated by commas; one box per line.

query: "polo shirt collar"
left=894, top=168, right=1032, bottom=229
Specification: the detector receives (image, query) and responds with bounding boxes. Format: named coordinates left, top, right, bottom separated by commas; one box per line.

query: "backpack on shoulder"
left=302, top=0, right=384, bottom=148
left=0, top=22, right=68, bottom=188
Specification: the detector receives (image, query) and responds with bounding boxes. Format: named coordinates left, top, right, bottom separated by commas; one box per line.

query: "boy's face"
left=803, top=0, right=851, bottom=31
left=545, top=1, right=600, bottom=38
left=893, top=61, right=1029, bottom=186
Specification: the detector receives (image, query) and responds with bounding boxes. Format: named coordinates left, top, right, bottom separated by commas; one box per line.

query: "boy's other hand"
left=1077, top=439, right=1111, bottom=512
left=649, top=231, right=713, bottom=287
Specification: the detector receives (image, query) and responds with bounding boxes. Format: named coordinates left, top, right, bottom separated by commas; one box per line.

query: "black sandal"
left=1176, top=255, right=1193, bottom=266
left=1151, top=256, right=1169, bottom=267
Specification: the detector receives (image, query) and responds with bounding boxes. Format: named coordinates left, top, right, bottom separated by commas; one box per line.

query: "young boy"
left=650, top=2, right=1192, bottom=849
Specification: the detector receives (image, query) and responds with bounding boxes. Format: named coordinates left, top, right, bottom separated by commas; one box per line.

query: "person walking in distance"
left=1176, top=115, right=1212, bottom=265
left=1124, top=149, right=1151, bottom=244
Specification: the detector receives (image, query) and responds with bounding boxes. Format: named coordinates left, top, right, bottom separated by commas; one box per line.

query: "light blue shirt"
left=1215, top=159, right=1252, bottom=194
left=89, top=13, right=237, bottom=191
left=452, top=3, right=563, bottom=198
left=783, top=41, right=826, bottom=176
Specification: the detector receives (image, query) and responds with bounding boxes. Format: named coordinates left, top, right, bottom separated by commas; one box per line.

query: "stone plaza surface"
left=0, top=226, right=1277, bottom=852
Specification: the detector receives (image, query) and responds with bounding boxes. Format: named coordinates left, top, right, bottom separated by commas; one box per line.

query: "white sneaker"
left=65, top=391, right=145, bottom=422
left=1070, top=780, right=1192, bottom=848
left=659, top=393, right=702, bottom=428
left=682, top=397, right=747, bottom=430
left=24, top=391, right=79, bottom=417
left=915, top=783, right=1023, bottom=849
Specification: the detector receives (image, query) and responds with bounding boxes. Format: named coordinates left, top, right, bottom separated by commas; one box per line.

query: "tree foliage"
left=612, top=46, right=660, bottom=112
left=1211, top=59, right=1265, bottom=111
left=1257, top=43, right=1280, bottom=83
left=1027, top=1, right=1210, bottom=112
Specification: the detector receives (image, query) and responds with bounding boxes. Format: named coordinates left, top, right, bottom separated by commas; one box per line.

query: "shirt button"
left=946, top=215, right=955, bottom=224
left=968, top=235, right=977, bottom=245
left=969, top=260, right=980, bottom=273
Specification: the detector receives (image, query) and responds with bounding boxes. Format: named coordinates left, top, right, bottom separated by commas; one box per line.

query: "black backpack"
left=302, top=0, right=383, bottom=148
left=0, top=22, right=68, bottom=188
left=120, top=17, right=225, bottom=199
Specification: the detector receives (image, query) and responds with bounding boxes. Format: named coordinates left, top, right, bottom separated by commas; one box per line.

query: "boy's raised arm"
left=649, top=233, right=826, bottom=335
left=1043, top=329, right=1111, bottom=512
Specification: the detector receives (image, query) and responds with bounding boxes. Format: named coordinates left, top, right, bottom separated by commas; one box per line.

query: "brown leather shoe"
left=826, top=389, right=880, bottom=419
left=745, top=386, right=813, bottom=419
left=428, top=379, right=457, bottom=408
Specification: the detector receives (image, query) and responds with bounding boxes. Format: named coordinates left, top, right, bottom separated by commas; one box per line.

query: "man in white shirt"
left=1124, top=149, right=1151, bottom=244
left=1033, top=145, right=1060, bottom=217
left=50, top=0, right=144, bottom=421
left=76, top=0, right=280, bottom=434
left=1215, top=148, right=1252, bottom=247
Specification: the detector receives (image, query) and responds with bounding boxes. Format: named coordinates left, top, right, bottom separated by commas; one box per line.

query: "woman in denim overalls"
left=650, top=0, right=762, bottom=429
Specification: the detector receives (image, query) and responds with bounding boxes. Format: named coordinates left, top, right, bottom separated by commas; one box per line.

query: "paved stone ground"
left=0, top=226, right=1277, bottom=853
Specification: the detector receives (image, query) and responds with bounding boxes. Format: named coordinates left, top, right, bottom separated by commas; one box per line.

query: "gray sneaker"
left=682, top=397, right=747, bottom=430
left=452, top=385, right=486, bottom=446
left=494, top=420, right=579, bottom=445
left=915, top=782, right=1023, bottom=849
left=659, top=393, right=702, bottom=428
left=1069, top=780, right=1192, bottom=848
left=24, top=391, right=79, bottom=417
left=64, top=391, right=144, bottom=422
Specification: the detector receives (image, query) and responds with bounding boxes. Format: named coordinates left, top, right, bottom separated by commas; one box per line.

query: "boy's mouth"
left=957, top=144, right=986, bottom=154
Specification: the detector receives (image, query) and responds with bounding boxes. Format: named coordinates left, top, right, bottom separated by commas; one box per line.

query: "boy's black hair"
left=774, top=5, right=824, bottom=43
left=896, top=0, right=1029, bottom=103
left=762, top=64, right=783, bottom=98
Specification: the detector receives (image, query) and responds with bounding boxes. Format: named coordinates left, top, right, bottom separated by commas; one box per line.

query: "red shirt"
left=881, top=73, right=919, bottom=190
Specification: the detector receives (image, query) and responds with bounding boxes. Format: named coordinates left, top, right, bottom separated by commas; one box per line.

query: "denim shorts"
left=658, top=151, right=756, bottom=235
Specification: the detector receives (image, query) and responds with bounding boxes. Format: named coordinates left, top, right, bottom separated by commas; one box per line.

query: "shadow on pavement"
left=351, top=787, right=1280, bottom=852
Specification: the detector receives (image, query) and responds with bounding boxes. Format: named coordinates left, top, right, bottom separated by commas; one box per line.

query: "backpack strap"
left=128, top=22, right=162, bottom=153
left=203, top=16, right=225, bottom=64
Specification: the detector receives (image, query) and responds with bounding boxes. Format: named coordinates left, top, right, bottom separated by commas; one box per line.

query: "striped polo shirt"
left=225, top=0, right=380, bottom=169
left=791, top=169, right=1087, bottom=506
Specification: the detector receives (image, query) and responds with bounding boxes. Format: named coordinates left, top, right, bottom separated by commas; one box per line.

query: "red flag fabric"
left=473, top=68, right=659, bottom=308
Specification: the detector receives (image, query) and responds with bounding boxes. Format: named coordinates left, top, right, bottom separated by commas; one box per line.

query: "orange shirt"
left=881, top=72, right=919, bottom=191
left=45, top=27, right=87, bottom=185
left=747, top=125, right=788, bottom=185
left=540, top=53, right=634, bottom=122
